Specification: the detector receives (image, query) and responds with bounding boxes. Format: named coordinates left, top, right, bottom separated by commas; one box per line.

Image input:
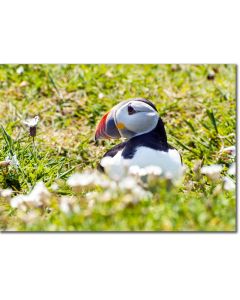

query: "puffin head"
left=95, top=98, right=160, bottom=140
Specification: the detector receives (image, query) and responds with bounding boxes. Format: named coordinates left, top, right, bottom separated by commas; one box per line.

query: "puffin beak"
left=95, top=109, right=121, bottom=140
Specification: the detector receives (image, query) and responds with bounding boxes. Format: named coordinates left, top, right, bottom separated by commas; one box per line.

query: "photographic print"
left=0, top=64, right=236, bottom=231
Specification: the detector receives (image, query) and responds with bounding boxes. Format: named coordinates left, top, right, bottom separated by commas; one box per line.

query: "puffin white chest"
left=127, top=146, right=182, bottom=178
left=101, top=146, right=183, bottom=179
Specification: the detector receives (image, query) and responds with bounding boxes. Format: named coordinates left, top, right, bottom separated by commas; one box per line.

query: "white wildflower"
left=100, top=190, right=115, bottom=202
left=98, top=93, right=104, bottom=99
left=222, top=146, right=236, bottom=157
left=10, top=181, right=51, bottom=209
left=128, top=165, right=148, bottom=177
left=223, top=177, right=235, bottom=191
left=59, top=196, right=71, bottom=214
left=108, top=181, right=118, bottom=191
left=121, top=194, right=136, bottom=205
left=228, top=163, right=236, bottom=176
left=10, top=195, right=29, bottom=209
left=94, top=176, right=111, bottom=188
left=20, top=211, right=39, bottom=224
left=68, top=170, right=116, bottom=191
left=59, top=196, right=80, bottom=214
left=12, top=155, right=20, bottom=168
left=119, top=176, right=138, bottom=190
left=16, top=66, right=24, bottom=75
left=23, top=116, right=39, bottom=137
left=5, top=154, right=20, bottom=169
left=132, top=185, right=151, bottom=200
left=144, top=166, right=162, bottom=176
left=0, top=189, right=12, bottom=198
left=67, top=172, right=96, bottom=188
left=128, top=165, right=141, bottom=176
left=201, top=164, right=222, bottom=174
left=51, top=182, right=59, bottom=191
left=201, top=164, right=222, bottom=180
left=23, top=116, right=39, bottom=127
left=86, top=191, right=99, bottom=201
left=129, top=164, right=180, bottom=180
left=87, top=199, right=95, bottom=209
left=29, top=181, right=51, bottom=206
left=73, top=204, right=81, bottom=214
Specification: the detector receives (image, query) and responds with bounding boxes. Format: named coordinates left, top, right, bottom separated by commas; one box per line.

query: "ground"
left=0, top=64, right=236, bottom=231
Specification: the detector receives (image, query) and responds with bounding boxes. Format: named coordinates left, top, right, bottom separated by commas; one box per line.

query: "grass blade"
left=207, top=109, right=218, bottom=134
left=171, top=136, right=200, bottom=156
left=184, top=120, right=196, bottom=132
left=0, top=125, right=14, bottom=155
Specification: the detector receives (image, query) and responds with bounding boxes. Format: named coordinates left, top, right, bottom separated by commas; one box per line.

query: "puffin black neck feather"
left=130, top=118, right=167, bottom=144
left=121, top=118, right=169, bottom=159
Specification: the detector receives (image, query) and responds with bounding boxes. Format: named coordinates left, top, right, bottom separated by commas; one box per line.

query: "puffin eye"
left=127, top=104, right=136, bottom=115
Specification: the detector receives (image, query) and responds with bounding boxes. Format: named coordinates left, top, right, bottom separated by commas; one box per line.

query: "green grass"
left=0, top=64, right=236, bottom=231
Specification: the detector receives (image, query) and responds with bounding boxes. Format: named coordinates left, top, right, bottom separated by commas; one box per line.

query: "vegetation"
left=0, top=64, right=236, bottom=231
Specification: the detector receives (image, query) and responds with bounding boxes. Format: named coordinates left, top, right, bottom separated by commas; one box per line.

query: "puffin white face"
left=95, top=99, right=159, bottom=140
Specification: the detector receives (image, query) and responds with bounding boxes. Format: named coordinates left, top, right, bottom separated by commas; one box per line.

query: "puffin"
left=95, top=98, right=183, bottom=179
